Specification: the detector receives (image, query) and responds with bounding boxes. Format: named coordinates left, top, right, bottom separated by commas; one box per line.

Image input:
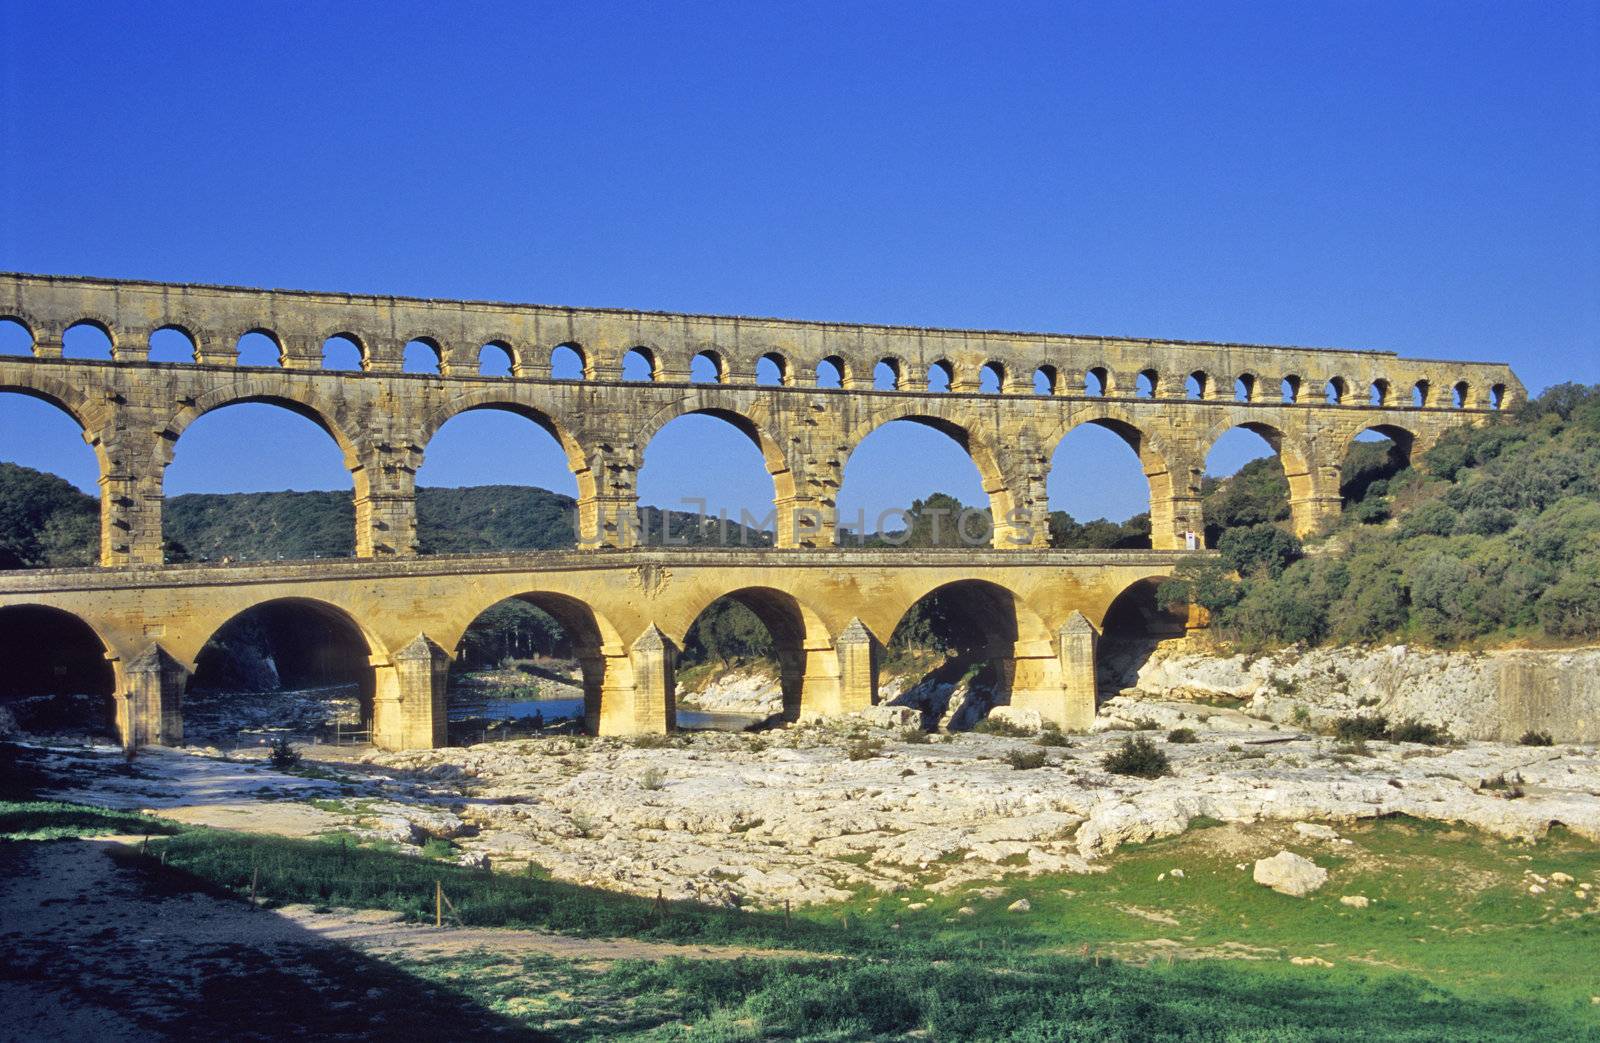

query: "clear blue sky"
left=1, top=2, right=1595, bottom=526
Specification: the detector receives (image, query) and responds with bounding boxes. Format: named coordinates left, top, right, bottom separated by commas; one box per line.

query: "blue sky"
left=1, top=2, right=1595, bottom=526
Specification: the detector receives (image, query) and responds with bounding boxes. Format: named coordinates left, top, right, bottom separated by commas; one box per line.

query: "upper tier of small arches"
left=0, top=274, right=1522, bottom=412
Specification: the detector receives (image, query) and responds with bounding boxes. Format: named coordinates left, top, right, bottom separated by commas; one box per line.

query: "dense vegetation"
left=1163, top=383, right=1600, bottom=649
left=0, top=463, right=97, bottom=568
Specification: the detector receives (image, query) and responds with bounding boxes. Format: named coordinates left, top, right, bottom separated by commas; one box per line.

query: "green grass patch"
left=0, top=800, right=183, bottom=841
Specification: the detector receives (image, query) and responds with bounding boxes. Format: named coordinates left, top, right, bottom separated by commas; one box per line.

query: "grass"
left=8, top=799, right=1600, bottom=1038
left=0, top=800, right=184, bottom=841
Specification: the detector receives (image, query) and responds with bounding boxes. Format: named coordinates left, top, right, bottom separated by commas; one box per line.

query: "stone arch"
left=1324, top=376, right=1347, bottom=404
left=162, top=381, right=364, bottom=471
left=1200, top=418, right=1325, bottom=540
left=1234, top=373, right=1257, bottom=402
left=0, top=311, right=37, bottom=350
left=980, top=360, right=1007, bottom=393
left=874, top=356, right=904, bottom=391
left=419, top=392, right=595, bottom=501
left=1032, top=365, right=1058, bottom=395
left=1341, top=422, right=1418, bottom=501
left=1091, top=575, right=1192, bottom=699
left=635, top=403, right=797, bottom=523
left=815, top=354, right=849, bottom=388
left=1044, top=408, right=1182, bottom=548
left=321, top=331, right=368, bottom=371
left=62, top=317, right=117, bottom=359
left=448, top=589, right=628, bottom=735
left=1135, top=368, right=1158, bottom=398
left=1368, top=378, right=1391, bottom=407
left=550, top=342, right=588, bottom=380
left=1084, top=366, right=1110, bottom=396
left=840, top=406, right=1012, bottom=539
left=237, top=327, right=286, bottom=367
left=1186, top=371, right=1209, bottom=399
left=0, top=603, right=117, bottom=738
left=876, top=577, right=1060, bottom=730
left=754, top=351, right=788, bottom=386
left=690, top=348, right=724, bottom=384
left=669, top=585, right=841, bottom=720
left=477, top=340, right=518, bottom=376
left=622, top=346, right=658, bottom=382
left=403, top=336, right=446, bottom=374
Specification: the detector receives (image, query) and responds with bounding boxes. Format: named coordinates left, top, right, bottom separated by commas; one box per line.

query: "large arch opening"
left=836, top=417, right=991, bottom=546
left=675, top=587, right=831, bottom=726
left=0, top=606, right=115, bottom=739
left=416, top=406, right=580, bottom=554
left=1200, top=424, right=1296, bottom=547
left=882, top=579, right=1044, bottom=731
left=163, top=401, right=355, bottom=563
left=187, top=598, right=377, bottom=747
left=0, top=391, right=100, bottom=568
left=449, top=593, right=612, bottom=741
left=1096, top=578, right=1190, bottom=701
left=1045, top=420, right=1152, bottom=548
left=1341, top=425, right=1414, bottom=518
left=637, top=412, right=781, bottom=546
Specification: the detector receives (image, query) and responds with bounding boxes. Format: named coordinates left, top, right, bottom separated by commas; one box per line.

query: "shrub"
left=1480, top=771, right=1525, bottom=799
left=1127, top=717, right=1159, bottom=732
left=1333, top=715, right=1389, bottom=741
left=631, top=733, right=676, bottom=749
left=1166, top=727, right=1198, bottom=744
left=1035, top=726, right=1071, bottom=748
left=1003, top=748, right=1049, bottom=770
left=1350, top=498, right=1391, bottom=525
left=973, top=716, right=1035, bottom=737
left=638, top=767, right=666, bottom=791
left=898, top=727, right=931, bottom=745
left=266, top=736, right=301, bottom=770
left=1387, top=719, right=1451, bottom=746
left=845, top=738, right=884, bottom=761
left=1519, top=730, right=1554, bottom=747
left=1103, top=736, right=1170, bottom=779
left=1218, top=523, right=1303, bottom=578
left=420, top=837, right=456, bottom=859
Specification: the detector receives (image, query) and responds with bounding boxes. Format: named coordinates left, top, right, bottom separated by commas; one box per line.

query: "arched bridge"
left=0, top=273, right=1521, bottom=748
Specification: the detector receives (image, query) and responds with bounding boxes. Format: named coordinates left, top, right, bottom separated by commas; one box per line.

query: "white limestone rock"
left=1253, top=851, right=1328, bottom=897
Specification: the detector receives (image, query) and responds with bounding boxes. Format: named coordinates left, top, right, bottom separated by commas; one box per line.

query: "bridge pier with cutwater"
left=0, top=273, right=1521, bottom=748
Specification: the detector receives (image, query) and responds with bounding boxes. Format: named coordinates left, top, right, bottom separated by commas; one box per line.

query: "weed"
left=1387, top=719, right=1452, bottom=746
left=266, top=736, right=301, bottom=770
left=1035, top=726, right=1072, bottom=748
left=639, top=767, right=667, bottom=791
left=1519, top=730, right=1554, bottom=747
left=1480, top=772, right=1526, bottom=799
left=973, top=717, right=1035, bottom=737
left=631, top=734, right=676, bottom=750
left=898, top=727, right=931, bottom=745
left=1333, top=715, right=1389, bottom=741
left=1166, top=727, right=1198, bottom=744
left=845, top=738, right=884, bottom=761
left=421, top=837, right=457, bottom=859
left=1103, top=736, right=1170, bottom=778
left=1290, top=704, right=1311, bottom=726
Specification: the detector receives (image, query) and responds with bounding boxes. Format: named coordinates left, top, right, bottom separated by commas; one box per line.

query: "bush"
left=1218, top=523, right=1303, bottom=578
left=1003, top=748, right=1049, bottom=770
left=1519, top=730, right=1555, bottom=747
left=1103, top=736, right=1170, bottom=779
left=845, top=738, right=884, bottom=761
left=898, top=727, right=931, bottom=744
left=973, top=716, right=1036, bottom=737
left=631, top=733, right=676, bottom=749
left=638, top=767, right=666, bottom=791
left=266, top=736, right=301, bottom=770
left=1333, top=715, right=1389, bottom=741
left=1166, top=727, right=1198, bottom=744
left=1035, top=726, right=1072, bottom=748
left=1386, top=719, right=1451, bottom=746
left=1350, top=498, right=1390, bottom=525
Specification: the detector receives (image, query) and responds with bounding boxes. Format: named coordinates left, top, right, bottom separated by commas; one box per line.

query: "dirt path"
left=0, top=839, right=807, bottom=1041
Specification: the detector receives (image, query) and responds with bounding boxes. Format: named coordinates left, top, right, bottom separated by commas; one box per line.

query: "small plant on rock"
left=1333, top=715, right=1389, bottom=742
left=899, top=727, right=932, bottom=745
left=974, top=717, right=1035, bottom=738
left=1035, top=725, right=1071, bottom=748
left=1128, top=717, right=1160, bottom=732
left=1103, top=736, right=1170, bottom=779
left=1003, top=748, right=1049, bottom=770
left=1166, top=727, right=1198, bottom=744
left=266, top=736, right=301, bottom=770
left=1480, top=772, right=1525, bottom=799
left=1387, top=719, right=1451, bottom=746
left=1519, top=730, right=1555, bottom=747
left=845, top=737, right=884, bottom=761
left=631, top=733, right=676, bottom=749
left=639, top=767, right=667, bottom=791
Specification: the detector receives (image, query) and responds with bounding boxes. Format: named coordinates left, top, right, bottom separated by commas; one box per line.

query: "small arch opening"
left=1491, top=383, right=1507, bottom=410
left=690, top=350, right=723, bottom=384
left=479, top=343, right=515, bottom=377
left=979, top=361, right=1005, bottom=394
left=0, top=317, right=34, bottom=355
left=1369, top=379, right=1390, bottom=407
left=874, top=358, right=901, bottom=391
left=1324, top=377, right=1346, bottom=405
left=1453, top=381, right=1470, bottom=409
left=927, top=360, right=953, bottom=393
left=403, top=339, right=442, bottom=374
left=1281, top=375, right=1301, bottom=404
left=148, top=326, right=197, bottom=364
left=237, top=330, right=282, bottom=367
left=1135, top=369, right=1157, bottom=399
left=622, top=348, right=656, bottom=382
left=1085, top=367, right=1108, bottom=397
left=63, top=321, right=113, bottom=360
left=1412, top=380, right=1430, bottom=408
left=1032, top=366, right=1056, bottom=396
left=755, top=353, right=787, bottom=386
left=1234, top=374, right=1256, bottom=402
left=322, top=334, right=364, bottom=371
left=815, top=356, right=846, bottom=389
left=1186, top=372, right=1208, bottom=400
left=550, top=344, right=586, bottom=380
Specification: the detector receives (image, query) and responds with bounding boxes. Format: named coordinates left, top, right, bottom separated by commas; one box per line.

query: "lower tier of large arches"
left=0, top=553, right=1194, bottom=749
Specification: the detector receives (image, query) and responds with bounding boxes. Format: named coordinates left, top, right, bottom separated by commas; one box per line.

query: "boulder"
left=860, top=705, right=921, bottom=729
left=1293, top=822, right=1340, bottom=841
left=1339, top=894, right=1370, bottom=909
left=1253, top=851, right=1328, bottom=897
left=987, top=706, right=1044, bottom=732
left=1007, top=898, right=1032, bottom=912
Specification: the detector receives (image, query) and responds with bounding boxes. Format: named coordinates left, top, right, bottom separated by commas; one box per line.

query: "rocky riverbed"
left=31, top=690, right=1600, bottom=910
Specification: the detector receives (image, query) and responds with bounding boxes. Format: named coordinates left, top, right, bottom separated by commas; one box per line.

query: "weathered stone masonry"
left=0, top=273, right=1521, bottom=748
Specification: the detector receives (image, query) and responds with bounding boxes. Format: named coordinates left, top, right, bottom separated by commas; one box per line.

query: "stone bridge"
left=0, top=273, right=1521, bottom=748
